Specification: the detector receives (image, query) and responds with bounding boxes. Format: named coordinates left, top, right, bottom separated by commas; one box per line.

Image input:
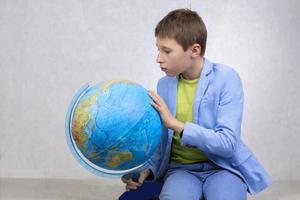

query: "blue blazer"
left=147, top=58, right=271, bottom=195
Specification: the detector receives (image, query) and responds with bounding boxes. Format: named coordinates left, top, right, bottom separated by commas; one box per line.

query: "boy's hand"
left=121, top=169, right=150, bottom=192
left=148, top=90, right=175, bottom=129
left=148, top=90, right=184, bottom=133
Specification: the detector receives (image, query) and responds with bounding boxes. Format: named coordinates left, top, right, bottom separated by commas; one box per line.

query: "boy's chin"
left=166, top=74, right=177, bottom=77
left=164, top=72, right=178, bottom=77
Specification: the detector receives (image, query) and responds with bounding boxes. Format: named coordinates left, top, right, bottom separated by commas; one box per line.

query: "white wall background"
left=0, top=0, right=299, bottom=185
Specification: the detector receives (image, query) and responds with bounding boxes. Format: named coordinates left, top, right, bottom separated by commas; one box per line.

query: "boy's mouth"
left=160, top=67, right=168, bottom=72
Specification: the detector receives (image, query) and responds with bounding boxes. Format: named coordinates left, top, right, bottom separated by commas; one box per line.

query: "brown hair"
left=155, top=8, right=207, bottom=56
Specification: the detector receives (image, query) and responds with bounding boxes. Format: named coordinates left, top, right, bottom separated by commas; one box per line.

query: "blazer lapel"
left=168, top=76, right=179, bottom=117
left=193, top=58, right=213, bottom=123
left=167, top=76, right=178, bottom=136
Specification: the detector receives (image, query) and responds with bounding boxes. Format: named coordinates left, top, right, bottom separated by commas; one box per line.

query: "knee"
left=159, top=170, right=202, bottom=200
left=204, top=170, right=247, bottom=200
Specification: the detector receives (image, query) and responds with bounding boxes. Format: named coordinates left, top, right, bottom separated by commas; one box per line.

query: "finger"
left=121, top=176, right=130, bottom=184
left=122, top=177, right=140, bottom=187
left=138, top=171, right=149, bottom=184
left=128, top=179, right=142, bottom=187
left=126, top=184, right=138, bottom=190
left=148, top=89, right=155, bottom=94
left=150, top=93, right=166, bottom=109
left=150, top=91, right=165, bottom=106
left=150, top=101, right=160, bottom=111
left=155, top=93, right=164, bottom=103
left=149, top=93, right=160, bottom=104
left=148, top=91, right=160, bottom=104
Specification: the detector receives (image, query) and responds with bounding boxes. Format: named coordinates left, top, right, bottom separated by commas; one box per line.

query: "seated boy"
left=122, top=8, right=271, bottom=200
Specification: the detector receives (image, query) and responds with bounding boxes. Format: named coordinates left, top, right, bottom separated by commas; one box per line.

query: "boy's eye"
left=158, top=50, right=170, bottom=54
left=156, top=48, right=171, bottom=54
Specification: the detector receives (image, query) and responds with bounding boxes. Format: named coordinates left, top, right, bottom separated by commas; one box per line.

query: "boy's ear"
left=190, top=43, right=201, bottom=57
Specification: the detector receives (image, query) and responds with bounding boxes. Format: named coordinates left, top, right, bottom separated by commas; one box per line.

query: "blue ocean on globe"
left=65, top=80, right=162, bottom=177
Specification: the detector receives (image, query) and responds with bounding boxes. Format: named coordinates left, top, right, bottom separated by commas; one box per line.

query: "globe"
left=65, top=80, right=162, bottom=177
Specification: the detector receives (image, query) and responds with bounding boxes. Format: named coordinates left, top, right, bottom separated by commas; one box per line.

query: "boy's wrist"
left=171, top=119, right=185, bottom=135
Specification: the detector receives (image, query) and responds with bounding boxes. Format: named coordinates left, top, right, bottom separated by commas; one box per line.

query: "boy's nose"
left=156, top=53, right=164, bottom=64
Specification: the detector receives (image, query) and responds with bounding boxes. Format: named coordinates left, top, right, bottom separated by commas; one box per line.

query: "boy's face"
left=156, top=37, right=192, bottom=77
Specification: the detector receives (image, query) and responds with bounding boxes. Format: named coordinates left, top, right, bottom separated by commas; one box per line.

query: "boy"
left=122, top=8, right=271, bottom=200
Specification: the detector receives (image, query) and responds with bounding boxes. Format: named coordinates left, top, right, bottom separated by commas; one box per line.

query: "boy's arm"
left=181, top=70, right=244, bottom=158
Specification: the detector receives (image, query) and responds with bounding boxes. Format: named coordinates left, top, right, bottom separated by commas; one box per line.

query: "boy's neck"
left=181, top=57, right=204, bottom=80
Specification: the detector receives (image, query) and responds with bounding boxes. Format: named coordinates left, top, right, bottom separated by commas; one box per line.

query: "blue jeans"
left=159, top=161, right=247, bottom=200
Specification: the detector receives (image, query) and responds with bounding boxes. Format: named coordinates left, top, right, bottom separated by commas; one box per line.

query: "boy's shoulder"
left=210, top=61, right=241, bottom=83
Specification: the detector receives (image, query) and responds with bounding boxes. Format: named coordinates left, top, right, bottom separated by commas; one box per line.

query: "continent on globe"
left=65, top=80, right=162, bottom=177
left=107, top=151, right=133, bottom=168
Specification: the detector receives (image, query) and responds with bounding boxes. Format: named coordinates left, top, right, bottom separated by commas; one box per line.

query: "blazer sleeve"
left=182, top=69, right=244, bottom=158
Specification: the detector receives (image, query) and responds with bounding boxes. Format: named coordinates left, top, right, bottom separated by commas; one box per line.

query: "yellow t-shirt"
left=170, top=74, right=209, bottom=164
